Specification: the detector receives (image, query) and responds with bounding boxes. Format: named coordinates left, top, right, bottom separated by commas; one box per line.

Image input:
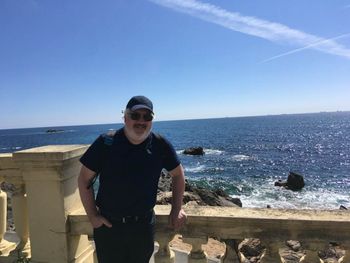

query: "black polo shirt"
left=80, top=128, right=180, bottom=216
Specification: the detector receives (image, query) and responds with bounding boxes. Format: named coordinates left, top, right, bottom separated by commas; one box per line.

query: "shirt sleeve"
left=161, top=136, right=181, bottom=171
left=80, top=135, right=106, bottom=173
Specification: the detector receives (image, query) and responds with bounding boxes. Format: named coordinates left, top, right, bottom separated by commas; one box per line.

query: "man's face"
left=124, top=109, right=153, bottom=144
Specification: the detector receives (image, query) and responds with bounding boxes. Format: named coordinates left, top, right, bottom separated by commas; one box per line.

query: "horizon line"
left=1, top=110, right=349, bottom=130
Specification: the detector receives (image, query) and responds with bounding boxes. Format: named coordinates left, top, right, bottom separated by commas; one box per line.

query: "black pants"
left=93, top=215, right=155, bottom=263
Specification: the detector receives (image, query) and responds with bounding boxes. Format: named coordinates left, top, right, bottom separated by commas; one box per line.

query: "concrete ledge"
left=69, top=205, right=350, bottom=242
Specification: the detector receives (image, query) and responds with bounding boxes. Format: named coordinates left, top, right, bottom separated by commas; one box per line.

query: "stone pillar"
left=221, top=239, right=240, bottom=263
left=183, top=236, right=208, bottom=263
left=0, top=182, right=17, bottom=256
left=301, top=241, right=322, bottom=263
left=340, top=243, right=350, bottom=263
left=13, top=145, right=94, bottom=263
left=9, top=182, right=30, bottom=257
left=154, top=231, right=175, bottom=263
left=0, top=155, right=17, bottom=256
left=260, top=241, right=283, bottom=263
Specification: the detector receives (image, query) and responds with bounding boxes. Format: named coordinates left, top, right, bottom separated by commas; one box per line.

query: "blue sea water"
left=1, top=112, right=349, bottom=209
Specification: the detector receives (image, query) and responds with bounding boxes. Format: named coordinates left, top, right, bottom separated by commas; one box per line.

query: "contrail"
left=261, top=33, right=350, bottom=63
left=149, top=0, right=350, bottom=59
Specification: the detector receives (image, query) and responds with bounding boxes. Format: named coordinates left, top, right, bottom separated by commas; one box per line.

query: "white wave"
left=232, top=154, right=252, bottom=161
left=185, top=165, right=206, bottom=173
left=204, top=148, right=224, bottom=155
left=1, top=146, right=22, bottom=151
left=237, top=187, right=350, bottom=210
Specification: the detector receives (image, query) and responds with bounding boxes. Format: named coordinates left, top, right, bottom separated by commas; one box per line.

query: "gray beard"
left=124, top=125, right=151, bottom=144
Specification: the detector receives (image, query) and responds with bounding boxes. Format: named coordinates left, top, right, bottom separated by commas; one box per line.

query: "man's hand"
left=168, top=208, right=187, bottom=230
left=90, top=214, right=112, bottom=229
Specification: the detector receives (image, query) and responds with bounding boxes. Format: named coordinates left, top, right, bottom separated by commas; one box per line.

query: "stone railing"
left=1, top=145, right=350, bottom=263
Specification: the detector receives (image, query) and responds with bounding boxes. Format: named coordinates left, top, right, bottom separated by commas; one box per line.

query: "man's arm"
left=78, top=165, right=112, bottom=228
left=168, top=164, right=187, bottom=229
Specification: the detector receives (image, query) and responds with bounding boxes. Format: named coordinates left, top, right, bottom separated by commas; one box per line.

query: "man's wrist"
left=87, top=210, right=100, bottom=220
left=170, top=206, right=182, bottom=213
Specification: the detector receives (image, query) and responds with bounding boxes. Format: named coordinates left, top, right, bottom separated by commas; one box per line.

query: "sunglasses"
left=127, top=111, right=154, bottom=122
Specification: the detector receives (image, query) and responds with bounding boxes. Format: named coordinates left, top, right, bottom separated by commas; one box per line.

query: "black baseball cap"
left=126, top=95, right=154, bottom=113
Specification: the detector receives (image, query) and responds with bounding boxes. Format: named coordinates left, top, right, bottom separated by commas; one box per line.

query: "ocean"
left=1, top=112, right=349, bottom=210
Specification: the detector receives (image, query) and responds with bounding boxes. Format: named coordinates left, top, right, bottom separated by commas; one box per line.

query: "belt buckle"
left=121, top=215, right=139, bottom=223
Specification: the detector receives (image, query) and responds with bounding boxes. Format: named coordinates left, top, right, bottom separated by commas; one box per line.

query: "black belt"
left=102, top=210, right=154, bottom=224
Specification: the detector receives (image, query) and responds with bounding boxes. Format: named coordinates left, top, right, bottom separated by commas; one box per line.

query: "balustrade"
left=1, top=147, right=350, bottom=263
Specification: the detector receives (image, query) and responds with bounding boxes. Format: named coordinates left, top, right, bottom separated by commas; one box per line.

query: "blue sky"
left=1, top=0, right=350, bottom=129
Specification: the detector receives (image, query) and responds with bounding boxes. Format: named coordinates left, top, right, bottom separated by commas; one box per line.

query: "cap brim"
left=130, top=105, right=154, bottom=113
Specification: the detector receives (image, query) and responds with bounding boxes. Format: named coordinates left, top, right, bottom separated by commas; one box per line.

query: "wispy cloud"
left=149, top=0, right=350, bottom=60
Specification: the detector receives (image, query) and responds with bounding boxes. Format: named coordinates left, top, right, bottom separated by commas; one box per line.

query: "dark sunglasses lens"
left=144, top=114, right=153, bottom=121
left=130, top=112, right=141, bottom=120
left=129, top=112, right=153, bottom=121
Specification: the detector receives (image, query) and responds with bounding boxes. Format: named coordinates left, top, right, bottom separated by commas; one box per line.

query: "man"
left=78, top=95, right=186, bottom=263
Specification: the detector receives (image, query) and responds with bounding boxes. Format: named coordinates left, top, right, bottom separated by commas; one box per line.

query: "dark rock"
left=0, top=182, right=15, bottom=193
left=339, top=205, right=348, bottom=210
left=158, top=170, right=172, bottom=192
left=275, top=172, right=305, bottom=191
left=287, top=172, right=305, bottom=190
left=318, top=247, right=337, bottom=259
left=280, top=250, right=303, bottom=263
left=274, top=179, right=288, bottom=187
left=183, top=147, right=204, bottom=156
left=157, top=192, right=203, bottom=205
left=157, top=170, right=241, bottom=207
left=239, top=238, right=264, bottom=257
left=184, top=180, right=194, bottom=192
left=318, top=243, right=346, bottom=262
left=46, top=129, right=64, bottom=133
left=286, top=240, right=301, bottom=252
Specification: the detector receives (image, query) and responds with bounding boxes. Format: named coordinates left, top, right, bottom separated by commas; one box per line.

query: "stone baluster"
left=0, top=169, right=17, bottom=256
left=0, top=181, right=7, bottom=245
left=301, top=241, right=323, bottom=263
left=259, top=240, right=283, bottom=263
left=154, top=231, right=175, bottom=263
left=0, top=181, right=16, bottom=256
left=9, top=181, right=30, bottom=257
left=183, top=236, right=208, bottom=263
left=221, top=239, right=241, bottom=263
left=340, top=243, right=350, bottom=263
